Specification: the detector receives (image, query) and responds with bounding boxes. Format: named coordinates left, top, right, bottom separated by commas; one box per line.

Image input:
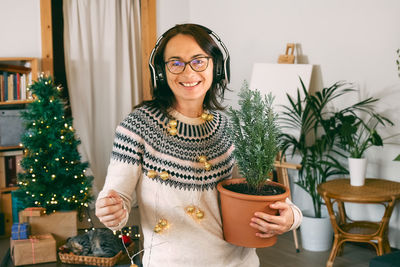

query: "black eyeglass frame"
left=164, top=56, right=212, bottom=74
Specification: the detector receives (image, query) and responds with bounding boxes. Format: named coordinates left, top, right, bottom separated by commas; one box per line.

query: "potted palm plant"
left=335, top=112, right=394, bottom=186
left=279, top=79, right=393, bottom=251
left=217, top=81, right=289, bottom=248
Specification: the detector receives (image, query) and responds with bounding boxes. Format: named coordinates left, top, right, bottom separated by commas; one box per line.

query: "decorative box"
left=11, top=223, right=30, bottom=240
left=10, top=233, right=57, bottom=266
left=19, top=207, right=46, bottom=217
left=19, top=210, right=77, bottom=248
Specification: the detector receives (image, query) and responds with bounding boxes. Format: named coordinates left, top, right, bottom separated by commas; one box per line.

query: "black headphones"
left=148, top=24, right=230, bottom=90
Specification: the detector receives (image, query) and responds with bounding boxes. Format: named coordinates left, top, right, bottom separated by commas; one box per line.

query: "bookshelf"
left=0, top=59, right=36, bottom=227
left=0, top=57, right=38, bottom=151
left=0, top=57, right=39, bottom=104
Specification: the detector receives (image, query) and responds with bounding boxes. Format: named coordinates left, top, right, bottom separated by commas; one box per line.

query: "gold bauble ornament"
left=168, top=127, right=178, bottom=136
left=131, top=264, right=139, bottom=267
left=185, top=205, right=195, bottom=214
left=147, top=170, right=158, bottom=179
left=195, top=210, right=204, bottom=219
left=204, top=162, right=212, bottom=171
left=159, top=218, right=168, bottom=227
left=160, top=171, right=169, bottom=180
left=201, top=113, right=209, bottom=120
left=154, top=225, right=162, bottom=233
left=206, top=114, right=214, bottom=121
left=198, top=155, right=207, bottom=163
left=168, top=120, right=178, bottom=128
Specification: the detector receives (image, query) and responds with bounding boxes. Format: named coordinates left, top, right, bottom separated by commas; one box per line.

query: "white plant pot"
left=348, top=157, right=367, bottom=186
left=300, top=209, right=333, bottom=252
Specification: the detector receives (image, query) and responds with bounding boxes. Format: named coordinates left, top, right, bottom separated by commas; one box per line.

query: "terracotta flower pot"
left=217, top=178, right=290, bottom=248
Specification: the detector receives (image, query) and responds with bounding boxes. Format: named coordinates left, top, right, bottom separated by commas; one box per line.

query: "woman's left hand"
left=249, top=201, right=294, bottom=238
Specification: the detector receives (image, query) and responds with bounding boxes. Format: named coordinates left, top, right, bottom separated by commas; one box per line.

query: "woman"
left=96, top=23, right=302, bottom=267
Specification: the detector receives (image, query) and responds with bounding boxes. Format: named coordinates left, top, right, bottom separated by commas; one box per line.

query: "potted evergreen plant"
left=217, top=81, right=289, bottom=248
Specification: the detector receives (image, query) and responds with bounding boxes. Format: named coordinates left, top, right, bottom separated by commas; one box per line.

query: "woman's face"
left=164, top=34, right=214, bottom=108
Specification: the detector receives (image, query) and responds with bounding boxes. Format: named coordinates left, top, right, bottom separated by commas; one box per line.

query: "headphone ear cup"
left=150, top=64, right=157, bottom=89
left=225, top=55, right=230, bottom=83
left=214, top=59, right=223, bottom=84
left=154, top=64, right=165, bottom=89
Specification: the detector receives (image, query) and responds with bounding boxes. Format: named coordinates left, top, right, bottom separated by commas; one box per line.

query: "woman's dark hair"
left=138, top=23, right=229, bottom=116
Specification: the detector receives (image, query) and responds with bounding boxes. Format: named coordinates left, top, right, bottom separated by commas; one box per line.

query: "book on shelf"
left=3, top=71, right=8, bottom=101
left=8, top=74, right=14, bottom=101
left=0, top=71, right=32, bottom=102
left=0, top=75, right=3, bottom=101
left=5, top=156, right=17, bottom=187
left=0, top=150, right=23, bottom=189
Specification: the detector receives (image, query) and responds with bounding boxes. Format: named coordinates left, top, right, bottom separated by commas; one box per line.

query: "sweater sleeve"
left=97, top=161, right=142, bottom=231
left=97, top=121, right=144, bottom=231
left=286, top=198, right=303, bottom=230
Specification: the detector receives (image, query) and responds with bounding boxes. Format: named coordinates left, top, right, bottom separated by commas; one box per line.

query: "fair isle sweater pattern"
left=111, top=105, right=235, bottom=191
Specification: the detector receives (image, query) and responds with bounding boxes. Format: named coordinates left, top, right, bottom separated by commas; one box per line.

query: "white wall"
left=0, top=0, right=41, bottom=57
left=157, top=0, right=400, bottom=248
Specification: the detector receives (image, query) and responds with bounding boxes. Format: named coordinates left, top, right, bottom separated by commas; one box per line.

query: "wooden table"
left=317, top=178, right=400, bottom=267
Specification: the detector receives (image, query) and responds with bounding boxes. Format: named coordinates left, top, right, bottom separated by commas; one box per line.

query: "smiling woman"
left=95, top=23, right=302, bottom=267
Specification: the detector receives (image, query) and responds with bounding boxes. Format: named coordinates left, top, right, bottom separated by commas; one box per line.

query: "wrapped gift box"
left=19, top=210, right=77, bottom=247
left=11, top=223, right=30, bottom=240
left=19, top=207, right=46, bottom=217
left=11, top=234, right=57, bottom=266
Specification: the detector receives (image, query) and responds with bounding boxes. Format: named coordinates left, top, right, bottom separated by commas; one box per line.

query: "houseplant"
left=335, top=111, right=394, bottom=186
left=279, top=79, right=389, bottom=250
left=217, top=81, right=289, bottom=248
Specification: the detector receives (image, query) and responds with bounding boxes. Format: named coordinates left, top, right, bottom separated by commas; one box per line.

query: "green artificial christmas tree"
left=17, top=75, right=93, bottom=213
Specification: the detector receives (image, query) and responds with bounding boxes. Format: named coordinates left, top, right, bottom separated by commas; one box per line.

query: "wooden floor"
left=257, top=230, right=378, bottom=267
left=1, top=229, right=380, bottom=267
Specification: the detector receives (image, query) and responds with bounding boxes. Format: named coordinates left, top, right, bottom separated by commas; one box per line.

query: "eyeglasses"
left=165, top=57, right=211, bottom=74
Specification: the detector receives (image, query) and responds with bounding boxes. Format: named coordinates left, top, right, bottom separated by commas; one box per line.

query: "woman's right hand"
left=95, top=189, right=127, bottom=228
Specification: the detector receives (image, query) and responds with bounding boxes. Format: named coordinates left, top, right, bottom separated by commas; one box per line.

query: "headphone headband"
left=149, top=24, right=230, bottom=90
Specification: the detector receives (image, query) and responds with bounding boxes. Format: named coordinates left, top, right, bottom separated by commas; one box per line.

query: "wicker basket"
left=58, top=242, right=134, bottom=267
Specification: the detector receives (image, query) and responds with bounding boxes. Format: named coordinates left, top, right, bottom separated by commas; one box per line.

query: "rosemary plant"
left=227, top=81, right=280, bottom=193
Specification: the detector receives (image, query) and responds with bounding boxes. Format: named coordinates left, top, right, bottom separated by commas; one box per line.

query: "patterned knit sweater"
left=98, top=105, right=301, bottom=267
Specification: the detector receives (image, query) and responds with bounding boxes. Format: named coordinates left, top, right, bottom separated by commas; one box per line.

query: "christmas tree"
left=17, top=75, right=93, bottom=212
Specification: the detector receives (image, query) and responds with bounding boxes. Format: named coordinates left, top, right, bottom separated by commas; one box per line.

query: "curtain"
left=63, top=0, right=142, bottom=197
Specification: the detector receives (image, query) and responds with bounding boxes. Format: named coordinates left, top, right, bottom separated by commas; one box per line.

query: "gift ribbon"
left=14, top=224, right=27, bottom=239
left=25, top=207, right=44, bottom=217
left=14, top=236, right=40, bottom=264
left=30, top=237, right=38, bottom=264
left=17, top=224, right=21, bottom=239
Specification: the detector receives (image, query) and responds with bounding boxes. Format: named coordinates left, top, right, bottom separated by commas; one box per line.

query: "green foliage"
left=280, top=79, right=393, bottom=218
left=397, top=48, right=400, bottom=78
left=16, top=76, right=93, bottom=213
left=227, top=81, right=280, bottom=193
left=335, top=112, right=393, bottom=158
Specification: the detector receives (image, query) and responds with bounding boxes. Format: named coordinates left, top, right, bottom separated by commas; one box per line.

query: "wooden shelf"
left=0, top=186, right=18, bottom=193
left=0, top=146, right=23, bottom=152
left=0, top=100, right=33, bottom=106
left=0, top=57, right=39, bottom=81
